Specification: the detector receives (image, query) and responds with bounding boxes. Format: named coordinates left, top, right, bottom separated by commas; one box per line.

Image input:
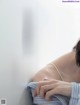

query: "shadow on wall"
left=19, top=87, right=33, bottom=105
left=12, top=57, right=35, bottom=105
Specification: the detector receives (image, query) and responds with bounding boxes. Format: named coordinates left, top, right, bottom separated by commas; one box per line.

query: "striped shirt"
left=27, top=82, right=80, bottom=105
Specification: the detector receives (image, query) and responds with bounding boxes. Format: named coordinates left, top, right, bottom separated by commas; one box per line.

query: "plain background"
left=0, top=0, right=80, bottom=105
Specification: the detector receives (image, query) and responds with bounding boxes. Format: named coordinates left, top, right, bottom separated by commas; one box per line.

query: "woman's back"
left=53, top=51, right=80, bottom=82
left=32, top=51, right=80, bottom=83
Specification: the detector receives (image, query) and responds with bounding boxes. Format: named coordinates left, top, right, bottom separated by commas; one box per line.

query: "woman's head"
left=74, top=40, right=80, bottom=66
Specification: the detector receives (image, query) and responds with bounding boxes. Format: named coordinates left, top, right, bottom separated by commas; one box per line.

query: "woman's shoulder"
left=50, top=51, right=75, bottom=70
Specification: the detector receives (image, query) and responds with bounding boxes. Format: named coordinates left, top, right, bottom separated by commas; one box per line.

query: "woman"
left=31, top=40, right=80, bottom=104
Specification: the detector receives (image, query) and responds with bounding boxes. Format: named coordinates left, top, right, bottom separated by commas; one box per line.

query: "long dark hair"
left=73, top=40, right=80, bottom=66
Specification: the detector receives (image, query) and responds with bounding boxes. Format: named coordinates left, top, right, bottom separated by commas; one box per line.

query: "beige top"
left=32, top=51, right=80, bottom=82
left=51, top=63, right=63, bottom=81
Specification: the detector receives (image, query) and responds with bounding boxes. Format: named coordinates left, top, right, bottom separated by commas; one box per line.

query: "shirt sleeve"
left=27, top=82, right=69, bottom=105
left=69, top=82, right=80, bottom=105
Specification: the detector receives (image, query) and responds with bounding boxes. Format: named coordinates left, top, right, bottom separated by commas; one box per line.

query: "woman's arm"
left=69, top=82, right=80, bottom=105
left=27, top=81, right=69, bottom=105
left=33, top=79, right=80, bottom=105
left=34, top=79, right=71, bottom=99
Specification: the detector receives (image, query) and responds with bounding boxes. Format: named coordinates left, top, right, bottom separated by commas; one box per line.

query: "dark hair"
left=73, top=40, right=80, bottom=66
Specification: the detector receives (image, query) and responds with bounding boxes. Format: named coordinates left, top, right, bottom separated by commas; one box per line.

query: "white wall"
left=36, top=0, right=80, bottom=68
left=0, top=0, right=80, bottom=105
left=0, top=0, right=22, bottom=105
